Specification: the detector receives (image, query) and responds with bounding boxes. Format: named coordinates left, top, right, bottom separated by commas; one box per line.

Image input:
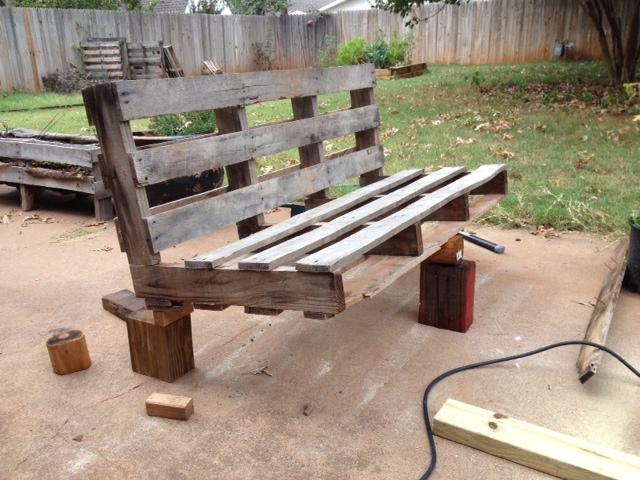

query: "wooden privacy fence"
left=0, top=0, right=603, bottom=92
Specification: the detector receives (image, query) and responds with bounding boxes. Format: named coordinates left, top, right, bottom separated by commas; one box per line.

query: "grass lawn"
left=1, top=61, right=638, bottom=233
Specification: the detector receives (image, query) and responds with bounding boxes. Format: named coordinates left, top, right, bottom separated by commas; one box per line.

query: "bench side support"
left=351, top=88, right=383, bottom=186
left=215, top=106, right=265, bottom=238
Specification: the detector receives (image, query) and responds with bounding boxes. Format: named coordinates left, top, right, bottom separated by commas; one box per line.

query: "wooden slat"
left=296, top=164, right=506, bottom=273
left=576, top=239, right=629, bottom=383
left=115, top=65, right=376, bottom=120
left=134, top=105, right=380, bottom=186
left=433, top=399, right=640, bottom=480
left=83, top=82, right=160, bottom=266
left=186, top=169, right=423, bottom=269
left=215, top=106, right=264, bottom=238
left=130, top=264, right=345, bottom=314
left=239, top=167, right=466, bottom=271
left=342, top=194, right=503, bottom=307
left=0, top=164, right=94, bottom=193
left=291, top=95, right=329, bottom=207
left=147, top=145, right=385, bottom=252
left=0, top=139, right=95, bottom=168
left=350, top=87, right=382, bottom=186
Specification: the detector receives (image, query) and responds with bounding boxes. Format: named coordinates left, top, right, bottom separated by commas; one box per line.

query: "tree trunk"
left=579, top=0, right=640, bottom=85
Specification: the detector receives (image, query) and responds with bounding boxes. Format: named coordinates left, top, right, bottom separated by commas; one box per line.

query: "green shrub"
left=388, top=33, right=411, bottom=67
left=149, top=111, right=217, bottom=136
left=337, top=38, right=368, bottom=66
left=365, top=35, right=391, bottom=69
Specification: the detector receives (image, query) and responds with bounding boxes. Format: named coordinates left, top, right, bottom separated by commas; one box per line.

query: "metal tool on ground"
left=459, top=230, right=505, bottom=253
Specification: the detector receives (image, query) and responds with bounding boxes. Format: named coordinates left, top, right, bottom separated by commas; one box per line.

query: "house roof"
left=145, top=0, right=189, bottom=14
left=288, top=0, right=335, bottom=13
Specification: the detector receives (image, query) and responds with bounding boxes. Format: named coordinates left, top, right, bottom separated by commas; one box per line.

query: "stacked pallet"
left=127, top=41, right=165, bottom=80
left=80, top=38, right=127, bottom=80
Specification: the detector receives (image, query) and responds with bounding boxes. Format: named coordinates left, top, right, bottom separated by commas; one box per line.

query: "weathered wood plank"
left=291, top=95, right=329, bottom=206
left=433, top=398, right=640, bottom=480
left=130, top=264, right=345, bottom=314
left=350, top=87, right=382, bottom=186
left=238, top=167, right=465, bottom=271
left=215, top=106, right=264, bottom=238
left=0, top=139, right=96, bottom=168
left=83, top=82, right=160, bottom=266
left=576, top=239, right=629, bottom=383
left=296, top=164, right=506, bottom=273
left=342, top=194, right=503, bottom=307
left=186, top=169, right=423, bottom=269
left=0, top=164, right=94, bottom=193
left=133, top=105, right=379, bottom=186
left=148, top=145, right=385, bottom=252
left=115, top=65, right=376, bottom=120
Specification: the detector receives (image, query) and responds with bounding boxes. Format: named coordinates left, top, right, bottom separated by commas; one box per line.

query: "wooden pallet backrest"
left=83, top=65, right=382, bottom=265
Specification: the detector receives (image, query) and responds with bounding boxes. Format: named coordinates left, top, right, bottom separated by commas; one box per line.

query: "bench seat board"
left=296, top=164, right=506, bottom=273
left=115, top=65, right=376, bottom=120
left=130, top=264, right=345, bottom=314
left=342, top=194, right=503, bottom=308
left=147, top=145, right=385, bottom=251
left=131, top=194, right=504, bottom=314
left=133, top=105, right=380, bottom=186
left=185, top=169, right=423, bottom=269
left=238, top=166, right=466, bottom=271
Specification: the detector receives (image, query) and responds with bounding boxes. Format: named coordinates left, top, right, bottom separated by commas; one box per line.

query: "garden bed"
left=375, top=63, right=427, bottom=80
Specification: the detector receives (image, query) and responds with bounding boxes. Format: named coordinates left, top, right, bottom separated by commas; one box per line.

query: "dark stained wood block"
left=125, top=313, right=194, bottom=382
left=419, top=260, right=476, bottom=333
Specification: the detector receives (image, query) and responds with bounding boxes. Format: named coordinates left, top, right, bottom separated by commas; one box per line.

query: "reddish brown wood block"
left=125, top=314, right=194, bottom=382
left=419, top=260, right=476, bottom=333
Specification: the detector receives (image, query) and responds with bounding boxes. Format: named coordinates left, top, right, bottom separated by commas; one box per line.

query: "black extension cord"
left=419, top=340, right=640, bottom=479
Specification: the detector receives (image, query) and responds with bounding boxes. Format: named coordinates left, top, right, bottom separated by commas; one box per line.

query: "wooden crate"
left=376, top=62, right=428, bottom=80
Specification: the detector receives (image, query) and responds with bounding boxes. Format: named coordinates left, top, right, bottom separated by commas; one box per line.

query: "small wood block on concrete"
left=46, top=329, right=92, bottom=375
left=419, top=259, right=475, bottom=333
left=146, top=392, right=193, bottom=420
left=433, top=398, right=640, bottom=480
left=576, top=238, right=629, bottom=383
left=426, top=234, right=464, bottom=265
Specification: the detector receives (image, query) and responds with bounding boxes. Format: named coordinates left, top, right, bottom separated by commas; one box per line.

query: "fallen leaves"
left=530, top=226, right=560, bottom=238
left=22, top=214, right=54, bottom=226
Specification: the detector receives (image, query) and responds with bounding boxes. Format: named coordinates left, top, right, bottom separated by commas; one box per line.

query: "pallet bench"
left=84, top=64, right=507, bottom=382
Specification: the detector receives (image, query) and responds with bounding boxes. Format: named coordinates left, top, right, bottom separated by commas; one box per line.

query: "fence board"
left=0, top=1, right=605, bottom=92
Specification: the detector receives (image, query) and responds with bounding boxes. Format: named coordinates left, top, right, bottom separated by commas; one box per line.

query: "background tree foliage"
left=227, top=0, right=289, bottom=15
left=188, top=0, right=224, bottom=14
left=376, top=0, right=640, bottom=85
left=11, top=0, right=145, bottom=9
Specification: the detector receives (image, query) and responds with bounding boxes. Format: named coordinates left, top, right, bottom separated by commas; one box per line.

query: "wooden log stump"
left=419, top=260, right=476, bottom=333
left=125, top=313, right=194, bottom=382
left=46, top=329, right=92, bottom=375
